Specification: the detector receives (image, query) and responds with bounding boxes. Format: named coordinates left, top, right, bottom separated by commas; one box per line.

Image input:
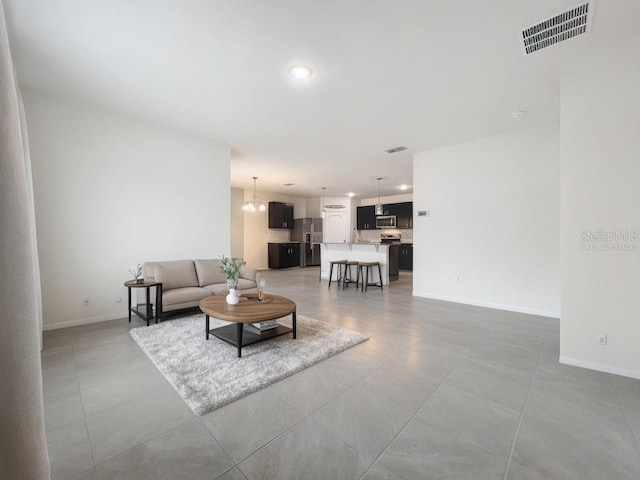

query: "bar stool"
left=342, top=260, right=359, bottom=290
left=358, top=261, right=383, bottom=292
left=328, top=259, right=347, bottom=288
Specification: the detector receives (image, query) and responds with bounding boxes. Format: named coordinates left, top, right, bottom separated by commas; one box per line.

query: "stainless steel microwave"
left=376, top=215, right=396, bottom=228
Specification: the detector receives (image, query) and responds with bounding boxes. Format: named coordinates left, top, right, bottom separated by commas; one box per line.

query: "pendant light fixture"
left=242, top=177, right=266, bottom=212
left=321, top=187, right=326, bottom=218
left=375, top=177, right=384, bottom=215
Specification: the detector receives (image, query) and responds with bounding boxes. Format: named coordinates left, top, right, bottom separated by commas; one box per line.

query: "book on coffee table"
left=245, top=320, right=279, bottom=334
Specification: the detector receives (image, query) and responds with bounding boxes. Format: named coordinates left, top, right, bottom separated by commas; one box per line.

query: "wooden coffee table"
left=199, top=294, right=297, bottom=357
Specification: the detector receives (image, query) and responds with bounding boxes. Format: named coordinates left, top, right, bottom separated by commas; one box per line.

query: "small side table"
left=124, top=280, right=162, bottom=326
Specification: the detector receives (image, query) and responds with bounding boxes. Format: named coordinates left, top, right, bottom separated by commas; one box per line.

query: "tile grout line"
left=71, top=323, right=196, bottom=475
left=501, top=341, right=545, bottom=480
left=358, top=352, right=467, bottom=478
left=70, top=330, right=98, bottom=479
left=610, top=379, right=640, bottom=459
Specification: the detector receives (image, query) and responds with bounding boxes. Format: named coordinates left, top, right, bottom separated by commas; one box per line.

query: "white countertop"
left=319, top=243, right=391, bottom=284
left=322, top=242, right=387, bottom=246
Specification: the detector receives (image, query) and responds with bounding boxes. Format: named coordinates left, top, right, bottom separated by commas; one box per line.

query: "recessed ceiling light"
left=398, top=184, right=410, bottom=191
left=512, top=110, right=526, bottom=119
left=283, top=183, right=295, bottom=187
left=347, top=192, right=356, bottom=197
left=289, top=65, right=312, bottom=81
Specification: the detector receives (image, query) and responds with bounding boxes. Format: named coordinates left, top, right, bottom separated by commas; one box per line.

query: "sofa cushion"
left=194, top=259, right=228, bottom=287
left=202, top=283, right=230, bottom=295
left=154, top=261, right=198, bottom=291
left=162, top=287, right=210, bottom=306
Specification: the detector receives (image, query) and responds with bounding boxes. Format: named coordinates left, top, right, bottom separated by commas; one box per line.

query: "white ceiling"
left=4, top=0, right=629, bottom=198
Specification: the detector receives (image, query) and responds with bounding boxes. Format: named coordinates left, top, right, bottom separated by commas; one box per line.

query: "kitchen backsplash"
left=358, top=228, right=413, bottom=243
left=268, top=229, right=290, bottom=242
left=267, top=226, right=413, bottom=243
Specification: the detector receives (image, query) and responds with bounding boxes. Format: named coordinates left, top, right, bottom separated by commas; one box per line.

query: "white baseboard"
left=412, top=291, right=560, bottom=319
left=559, top=356, right=640, bottom=380
left=43, top=312, right=127, bottom=331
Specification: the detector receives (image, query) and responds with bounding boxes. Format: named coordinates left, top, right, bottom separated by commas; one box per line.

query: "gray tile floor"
left=42, top=268, right=640, bottom=479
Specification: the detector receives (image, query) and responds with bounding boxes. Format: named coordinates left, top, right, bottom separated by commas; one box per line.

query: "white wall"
left=360, top=193, right=413, bottom=206
left=242, top=191, right=306, bottom=269
left=23, top=89, right=231, bottom=328
left=413, top=125, right=560, bottom=317
left=560, top=37, right=640, bottom=378
left=230, top=187, right=244, bottom=258
left=306, top=197, right=322, bottom=218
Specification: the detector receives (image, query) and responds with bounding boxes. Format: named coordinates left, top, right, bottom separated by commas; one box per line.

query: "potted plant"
left=219, top=255, right=245, bottom=304
left=129, top=264, right=144, bottom=284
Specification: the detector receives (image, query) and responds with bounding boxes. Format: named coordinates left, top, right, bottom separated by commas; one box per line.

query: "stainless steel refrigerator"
left=291, top=218, right=323, bottom=267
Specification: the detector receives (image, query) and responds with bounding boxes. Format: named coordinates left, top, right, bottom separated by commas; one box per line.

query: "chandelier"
left=242, top=177, right=266, bottom=212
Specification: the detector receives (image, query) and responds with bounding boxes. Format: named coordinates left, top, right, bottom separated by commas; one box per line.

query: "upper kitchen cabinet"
left=382, top=202, right=413, bottom=229
left=268, top=202, right=294, bottom=229
left=395, top=202, right=413, bottom=229
left=356, top=205, right=377, bottom=230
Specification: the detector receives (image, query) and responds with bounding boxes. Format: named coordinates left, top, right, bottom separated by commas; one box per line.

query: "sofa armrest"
left=239, top=265, right=258, bottom=282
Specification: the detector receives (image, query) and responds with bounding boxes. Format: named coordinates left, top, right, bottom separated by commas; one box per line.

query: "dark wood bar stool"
left=358, top=261, right=383, bottom=292
left=328, top=259, right=347, bottom=288
left=342, top=260, right=359, bottom=290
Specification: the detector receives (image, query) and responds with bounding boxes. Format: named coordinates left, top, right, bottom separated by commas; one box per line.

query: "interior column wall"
left=560, top=36, right=640, bottom=377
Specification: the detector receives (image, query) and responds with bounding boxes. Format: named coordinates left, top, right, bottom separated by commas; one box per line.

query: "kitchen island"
left=320, top=243, right=398, bottom=285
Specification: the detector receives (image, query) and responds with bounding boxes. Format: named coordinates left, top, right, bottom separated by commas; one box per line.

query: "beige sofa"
left=143, top=259, right=262, bottom=318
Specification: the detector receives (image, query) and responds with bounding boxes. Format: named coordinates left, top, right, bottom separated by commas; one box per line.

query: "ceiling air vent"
left=521, top=1, right=594, bottom=55
left=385, top=146, right=407, bottom=154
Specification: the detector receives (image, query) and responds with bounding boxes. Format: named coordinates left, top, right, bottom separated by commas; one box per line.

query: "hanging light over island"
left=375, top=177, right=384, bottom=215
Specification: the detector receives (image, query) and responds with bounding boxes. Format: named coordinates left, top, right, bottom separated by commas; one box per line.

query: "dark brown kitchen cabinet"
left=268, top=202, right=294, bottom=229
left=356, top=205, right=377, bottom=230
left=395, top=202, right=413, bottom=229
left=388, top=244, right=400, bottom=281
left=399, top=243, right=413, bottom=271
left=382, top=202, right=412, bottom=229
left=268, top=243, right=300, bottom=269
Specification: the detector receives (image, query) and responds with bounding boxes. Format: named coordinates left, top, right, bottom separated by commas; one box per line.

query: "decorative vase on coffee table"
left=226, top=279, right=240, bottom=305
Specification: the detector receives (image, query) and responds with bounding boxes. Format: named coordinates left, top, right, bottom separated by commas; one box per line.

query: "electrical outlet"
left=447, top=274, right=453, bottom=281
left=83, top=297, right=90, bottom=306
left=115, top=297, right=122, bottom=304
left=598, top=334, right=607, bottom=345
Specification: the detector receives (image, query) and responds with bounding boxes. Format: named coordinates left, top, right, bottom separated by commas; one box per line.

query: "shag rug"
left=129, top=314, right=368, bottom=415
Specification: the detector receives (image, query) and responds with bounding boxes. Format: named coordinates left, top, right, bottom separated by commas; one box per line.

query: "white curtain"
left=0, top=0, right=50, bottom=477
left=16, top=76, right=44, bottom=345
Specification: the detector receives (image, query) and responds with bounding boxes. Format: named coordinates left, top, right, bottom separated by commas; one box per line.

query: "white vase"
left=226, top=288, right=240, bottom=305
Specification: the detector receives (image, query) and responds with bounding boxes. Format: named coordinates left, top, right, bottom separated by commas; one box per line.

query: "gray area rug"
left=129, top=314, right=368, bottom=415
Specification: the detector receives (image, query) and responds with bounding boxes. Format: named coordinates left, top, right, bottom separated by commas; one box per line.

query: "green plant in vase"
left=129, top=263, right=143, bottom=283
left=219, top=255, right=245, bottom=290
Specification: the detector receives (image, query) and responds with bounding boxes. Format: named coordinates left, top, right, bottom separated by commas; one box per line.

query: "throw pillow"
left=194, top=259, right=228, bottom=287
left=154, top=261, right=198, bottom=291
